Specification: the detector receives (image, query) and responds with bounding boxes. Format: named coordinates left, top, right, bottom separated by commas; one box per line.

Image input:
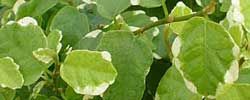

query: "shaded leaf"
left=97, top=30, right=153, bottom=100
left=64, top=86, right=82, bottom=100
left=237, top=68, right=250, bottom=83
left=73, top=29, right=103, bottom=50
left=130, top=0, right=161, bottom=8
left=139, top=0, right=161, bottom=8
left=30, top=81, right=46, bottom=99
left=80, top=3, right=111, bottom=30
left=121, top=10, right=159, bottom=51
left=0, top=22, right=47, bottom=85
left=16, top=0, right=58, bottom=19
left=96, top=0, right=130, bottom=19
left=0, top=87, right=15, bottom=100
left=47, top=29, right=62, bottom=53
left=50, top=6, right=89, bottom=48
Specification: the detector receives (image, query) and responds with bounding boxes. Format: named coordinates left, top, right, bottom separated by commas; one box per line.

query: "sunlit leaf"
left=216, top=84, right=250, bottom=100
left=169, top=1, right=192, bottom=34
left=0, top=57, right=23, bottom=89
left=60, top=50, right=117, bottom=95
left=33, top=48, right=57, bottom=64
left=172, top=17, right=239, bottom=96
left=155, top=66, right=202, bottom=100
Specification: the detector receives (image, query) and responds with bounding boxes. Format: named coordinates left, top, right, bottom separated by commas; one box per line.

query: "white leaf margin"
left=171, top=23, right=240, bottom=97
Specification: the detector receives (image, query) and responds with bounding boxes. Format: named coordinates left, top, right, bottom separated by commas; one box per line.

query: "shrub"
left=0, top=0, right=249, bottom=100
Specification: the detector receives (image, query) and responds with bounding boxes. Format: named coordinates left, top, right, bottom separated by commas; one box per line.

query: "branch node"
left=167, top=16, right=174, bottom=23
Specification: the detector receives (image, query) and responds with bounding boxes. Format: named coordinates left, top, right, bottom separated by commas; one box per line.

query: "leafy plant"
left=0, top=0, right=249, bottom=100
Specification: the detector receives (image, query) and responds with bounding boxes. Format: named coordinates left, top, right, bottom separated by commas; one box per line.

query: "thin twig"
left=161, top=0, right=168, bottom=17
left=133, top=0, right=216, bottom=35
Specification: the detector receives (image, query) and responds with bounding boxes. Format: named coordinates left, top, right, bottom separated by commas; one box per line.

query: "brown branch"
left=133, top=0, right=217, bottom=35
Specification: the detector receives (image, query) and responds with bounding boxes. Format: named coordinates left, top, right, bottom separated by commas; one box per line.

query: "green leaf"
left=121, top=10, right=159, bottom=50
left=30, top=81, right=46, bottom=99
left=155, top=66, right=202, bottom=100
left=216, top=83, right=250, bottom=100
left=130, top=0, right=161, bottom=8
left=60, top=50, right=117, bottom=95
left=12, top=0, right=26, bottom=15
left=195, top=0, right=210, bottom=7
left=47, top=30, right=62, bottom=53
left=73, top=30, right=103, bottom=50
left=220, top=0, right=231, bottom=12
left=139, top=0, right=162, bottom=8
left=228, top=25, right=244, bottom=46
left=228, top=0, right=250, bottom=32
left=59, top=0, right=83, bottom=6
left=1, top=9, right=14, bottom=25
left=239, top=0, right=250, bottom=32
left=64, top=86, right=82, bottom=100
left=0, top=57, right=23, bottom=89
left=121, top=10, right=166, bottom=59
left=221, top=3, right=245, bottom=47
left=97, top=30, right=153, bottom=100
left=153, top=25, right=169, bottom=60
left=103, top=15, right=130, bottom=31
left=16, top=0, right=58, bottom=19
left=172, top=17, right=239, bottom=96
left=220, top=18, right=244, bottom=47
left=96, top=0, right=130, bottom=19
left=0, top=21, right=47, bottom=85
left=32, top=95, right=49, bottom=100
left=80, top=4, right=111, bottom=30
left=1, top=0, right=17, bottom=7
left=169, top=1, right=192, bottom=34
left=33, top=48, right=57, bottom=64
left=121, top=10, right=153, bottom=28
left=0, top=87, right=16, bottom=100
left=237, top=68, right=250, bottom=83
left=15, top=86, right=32, bottom=100
left=50, top=6, right=89, bottom=48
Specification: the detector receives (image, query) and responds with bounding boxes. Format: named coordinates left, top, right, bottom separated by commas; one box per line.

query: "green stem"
left=134, top=0, right=216, bottom=35
left=134, top=11, right=204, bottom=35
left=50, top=54, right=61, bottom=95
left=52, top=54, right=60, bottom=77
left=161, top=0, right=168, bottom=17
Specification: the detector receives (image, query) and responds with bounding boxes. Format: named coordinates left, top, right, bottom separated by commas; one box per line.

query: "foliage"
left=0, top=0, right=249, bottom=100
